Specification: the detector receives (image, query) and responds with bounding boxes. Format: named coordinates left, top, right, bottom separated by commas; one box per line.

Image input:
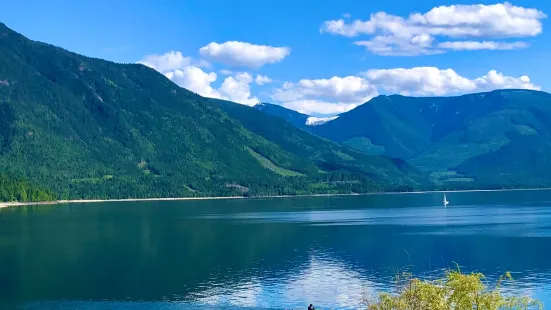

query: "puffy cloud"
left=355, top=34, right=440, bottom=56
left=321, top=3, right=546, bottom=55
left=138, top=51, right=192, bottom=72
left=473, top=70, right=540, bottom=92
left=363, top=67, right=540, bottom=96
left=364, top=67, right=475, bottom=95
left=165, top=67, right=221, bottom=98
left=138, top=51, right=261, bottom=106
left=437, top=41, right=528, bottom=50
left=413, top=3, right=545, bottom=37
left=140, top=51, right=220, bottom=98
left=321, top=12, right=401, bottom=37
left=272, top=76, right=378, bottom=103
left=271, top=76, right=379, bottom=115
left=199, top=41, right=290, bottom=68
left=219, top=72, right=259, bottom=106
left=255, top=74, right=272, bottom=85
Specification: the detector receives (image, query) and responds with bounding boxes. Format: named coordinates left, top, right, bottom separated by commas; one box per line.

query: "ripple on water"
left=3, top=193, right=551, bottom=309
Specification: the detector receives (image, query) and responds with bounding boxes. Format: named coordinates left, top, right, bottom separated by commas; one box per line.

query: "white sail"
left=443, top=194, right=449, bottom=206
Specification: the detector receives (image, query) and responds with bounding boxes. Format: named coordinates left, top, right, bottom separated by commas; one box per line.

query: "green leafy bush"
left=367, top=269, right=541, bottom=310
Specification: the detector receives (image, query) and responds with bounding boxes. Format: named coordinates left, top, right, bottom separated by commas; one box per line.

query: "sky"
left=1, top=0, right=549, bottom=116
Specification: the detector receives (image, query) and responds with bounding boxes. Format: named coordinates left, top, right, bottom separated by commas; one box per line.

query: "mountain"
left=309, top=90, right=551, bottom=188
left=213, top=98, right=425, bottom=188
left=254, top=103, right=310, bottom=128
left=0, top=23, right=423, bottom=201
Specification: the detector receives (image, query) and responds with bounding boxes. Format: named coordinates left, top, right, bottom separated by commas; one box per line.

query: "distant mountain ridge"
left=254, top=90, right=551, bottom=188
left=254, top=103, right=310, bottom=128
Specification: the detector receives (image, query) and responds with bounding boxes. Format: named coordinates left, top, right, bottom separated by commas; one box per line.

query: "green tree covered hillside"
left=0, top=22, right=423, bottom=201
left=305, top=90, right=551, bottom=188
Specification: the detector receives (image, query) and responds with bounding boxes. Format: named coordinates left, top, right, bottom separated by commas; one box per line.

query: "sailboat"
left=443, top=193, right=449, bottom=207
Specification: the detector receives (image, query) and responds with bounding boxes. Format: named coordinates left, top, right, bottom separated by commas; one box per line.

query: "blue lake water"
left=1, top=190, right=550, bottom=309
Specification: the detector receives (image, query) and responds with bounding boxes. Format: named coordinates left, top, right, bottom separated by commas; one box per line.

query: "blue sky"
left=1, top=0, right=549, bottom=116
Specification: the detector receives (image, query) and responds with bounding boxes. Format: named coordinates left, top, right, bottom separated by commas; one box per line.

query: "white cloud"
left=165, top=67, right=221, bottom=98
left=321, top=3, right=546, bottom=55
left=363, top=67, right=540, bottom=96
left=199, top=41, right=290, bottom=68
left=364, top=67, right=476, bottom=95
left=255, top=74, right=272, bottom=85
left=138, top=51, right=192, bottom=72
left=473, top=70, right=540, bottom=92
left=272, top=76, right=378, bottom=104
left=140, top=51, right=220, bottom=98
left=413, top=3, right=545, bottom=37
left=355, top=35, right=441, bottom=56
left=138, top=51, right=261, bottom=106
left=271, top=76, right=379, bottom=115
left=437, top=41, right=528, bottom=50
left=219, top=72, right=259, bottom=106
left=219, top=69, right=233, bottom=75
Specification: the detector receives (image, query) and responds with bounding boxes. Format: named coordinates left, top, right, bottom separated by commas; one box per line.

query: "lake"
left=1, top=190, right=551, bottom=309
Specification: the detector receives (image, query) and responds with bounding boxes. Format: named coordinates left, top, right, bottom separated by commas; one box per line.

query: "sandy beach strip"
left=2, top=187, right=551, bottom=209
left=0, top=196, right=246, bottom=208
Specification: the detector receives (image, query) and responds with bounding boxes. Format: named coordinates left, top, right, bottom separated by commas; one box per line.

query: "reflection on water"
left=1, top=190, right=551, bottom=309
left=184, top=255, right=374, bottom=309
left=191, top=254, right=377, bottom=309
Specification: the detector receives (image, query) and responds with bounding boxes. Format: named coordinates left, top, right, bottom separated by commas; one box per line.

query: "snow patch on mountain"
left=305, top=116, right=339, bottom=126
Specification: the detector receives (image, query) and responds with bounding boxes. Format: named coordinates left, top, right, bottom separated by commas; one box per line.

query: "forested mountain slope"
left=308, top=90, right=551, bottom=187
left=0, top=23, right=423, bottom=201
left=213, top=99, right=425, bottom=189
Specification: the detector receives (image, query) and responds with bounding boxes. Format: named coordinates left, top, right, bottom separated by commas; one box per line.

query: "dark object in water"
left=308, top=304, right=315, bottom=310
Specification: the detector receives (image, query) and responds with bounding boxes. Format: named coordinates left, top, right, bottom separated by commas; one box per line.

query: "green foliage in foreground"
left=367, top=269, right=541, bottom=310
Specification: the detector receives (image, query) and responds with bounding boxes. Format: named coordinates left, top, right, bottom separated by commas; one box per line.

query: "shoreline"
left=2, top=187, right=551, bottom=209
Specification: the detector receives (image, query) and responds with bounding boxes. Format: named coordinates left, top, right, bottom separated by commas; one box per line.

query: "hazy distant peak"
left=305, top=116, right=339, bottom=126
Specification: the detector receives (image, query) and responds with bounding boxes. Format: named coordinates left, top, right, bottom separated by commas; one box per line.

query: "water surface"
left=1, top=190, right=550, bottom=309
